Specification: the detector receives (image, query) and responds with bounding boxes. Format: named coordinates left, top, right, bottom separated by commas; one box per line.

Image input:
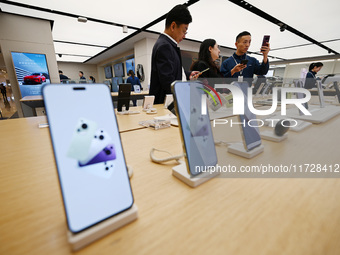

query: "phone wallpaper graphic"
left=67, top=118, right=116, bottom=179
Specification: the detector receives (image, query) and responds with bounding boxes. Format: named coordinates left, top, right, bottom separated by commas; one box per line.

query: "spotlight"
left=77, top=17, right=87, bottom=23
left=123, top=25, right=128, bottom=33
left=58, top=54, right=62, bottom=58
left=278, top=23, right=287, bottom=32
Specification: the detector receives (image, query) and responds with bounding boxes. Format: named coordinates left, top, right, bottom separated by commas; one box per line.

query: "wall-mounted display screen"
left=111, top=77, right=123, bottom=92
left=125, top=58, right=135, bottom=75
left=114, top=63, right=124, bottom=77
left=104, top=65, right=113, bottom=79
left=11, top=51, right=50, bottom=98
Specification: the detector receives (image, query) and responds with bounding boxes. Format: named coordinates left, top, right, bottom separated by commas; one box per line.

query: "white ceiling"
left=1, top=0, right=339, bottom=64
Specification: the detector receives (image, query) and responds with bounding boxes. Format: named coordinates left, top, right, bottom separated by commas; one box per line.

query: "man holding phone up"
left=220, top=31, right=270, bottom=85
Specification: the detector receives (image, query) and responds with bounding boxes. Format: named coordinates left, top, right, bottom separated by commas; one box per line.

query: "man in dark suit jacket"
left=149, top=4, right=199, bottom=104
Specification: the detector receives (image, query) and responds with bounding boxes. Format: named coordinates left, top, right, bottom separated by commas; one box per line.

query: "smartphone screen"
left=172, top=81, right=217, bottom=176
left=262, top=35, right=270, bottom=46
left=43, top=84, right=134, bottom=234
left=261, top=35, right=270, bottom=52
left=234, top=82, right=262, bottom=151
left=241, top=59, right=248, bottom=65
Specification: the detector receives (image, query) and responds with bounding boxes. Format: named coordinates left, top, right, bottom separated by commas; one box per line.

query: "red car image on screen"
left=23, top=73, right=47, bottom=84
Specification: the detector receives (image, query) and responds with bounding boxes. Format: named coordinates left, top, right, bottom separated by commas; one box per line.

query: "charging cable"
left=150, top=148, right=184, bottom=163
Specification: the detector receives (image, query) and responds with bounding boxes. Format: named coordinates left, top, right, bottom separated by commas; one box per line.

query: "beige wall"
left=134, top=38, right=156, bottom=90
left=0, top=13, right=58, bottom=117
left=57, top=62, right=98, bottom=82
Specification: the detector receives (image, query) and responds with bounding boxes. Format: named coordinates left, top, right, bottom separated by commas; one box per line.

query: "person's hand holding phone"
left=189, top=71, right=200, bottom=80
left=231, top=60, right=247, bottom=76
left=260, top=43, right=270, bottom=56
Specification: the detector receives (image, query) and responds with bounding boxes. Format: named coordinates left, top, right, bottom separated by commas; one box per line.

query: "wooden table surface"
left=1, top=111, right=340, bottom=254
left=115, top=104, right=174, bottom=133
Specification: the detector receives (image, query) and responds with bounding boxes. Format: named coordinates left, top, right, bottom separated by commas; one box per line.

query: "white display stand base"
left=264, top=116, right=312, bottom=132
left=227, top=142, right=264, bottom=159
left=172, top=163, right=220, bottom=188
left=286, top=105, right=340, bottom=124
left=290, top=120, right=312, bottom=132
left=68, top=205, right=138, bottom=251
left=260, top=130, right=288, bottom=142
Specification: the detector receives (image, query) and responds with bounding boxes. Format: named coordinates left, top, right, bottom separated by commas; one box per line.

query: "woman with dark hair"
left=191, top=39, right=223, bottom=79
left=304, top=62, right=323, bottom=89
left=89, top=76, right=96, bottom=83
left=127, top=70, right=142, bottom=89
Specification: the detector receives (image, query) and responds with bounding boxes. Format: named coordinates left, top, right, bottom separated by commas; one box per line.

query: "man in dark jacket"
left=220, top=31, right=270, bottom=86
left=149, top=4, right=199, bottom=104
left=59, top=70, right=69, bottom=83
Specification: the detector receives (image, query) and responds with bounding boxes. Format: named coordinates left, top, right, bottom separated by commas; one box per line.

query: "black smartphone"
left=118, top=83, right=132, bottom=111
left=172, top=81, right=217, bottom=176
left=42, top=84, right=134, bottom=234
left=240, top=59, right=248, bottom=65
left=261, top=35, right=270, bottom=51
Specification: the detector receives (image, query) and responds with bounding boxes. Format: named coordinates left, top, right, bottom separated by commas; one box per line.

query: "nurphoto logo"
left=201, top=84, right=311, bottom=116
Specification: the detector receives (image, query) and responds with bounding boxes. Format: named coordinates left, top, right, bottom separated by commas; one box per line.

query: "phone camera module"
left=81, top=123, right=87, bottom=129
left=104, top=148, right=111, bottom=155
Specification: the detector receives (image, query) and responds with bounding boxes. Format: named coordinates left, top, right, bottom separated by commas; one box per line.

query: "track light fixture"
left=278, top=23, right=287, bottom=32
left=77, top=17, right=87, bottom=23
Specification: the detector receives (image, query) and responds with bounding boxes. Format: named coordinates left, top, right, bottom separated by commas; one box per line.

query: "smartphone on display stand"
left=294, top=80, right=308, bottom=115
left=43, top=84, right=134, bottom=234
left=333, top=81, right=340, bottom=103
left=316, top=80, right=325, bottom=108
left=142, top=95, right=155, bottom=110
left=118, top=83, right=132, bottom=111
left=172, top=81, right=217, bottom=176
left=233, top=82, right=262, bottom=151
left=261, top=35, right=270, bottom=51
